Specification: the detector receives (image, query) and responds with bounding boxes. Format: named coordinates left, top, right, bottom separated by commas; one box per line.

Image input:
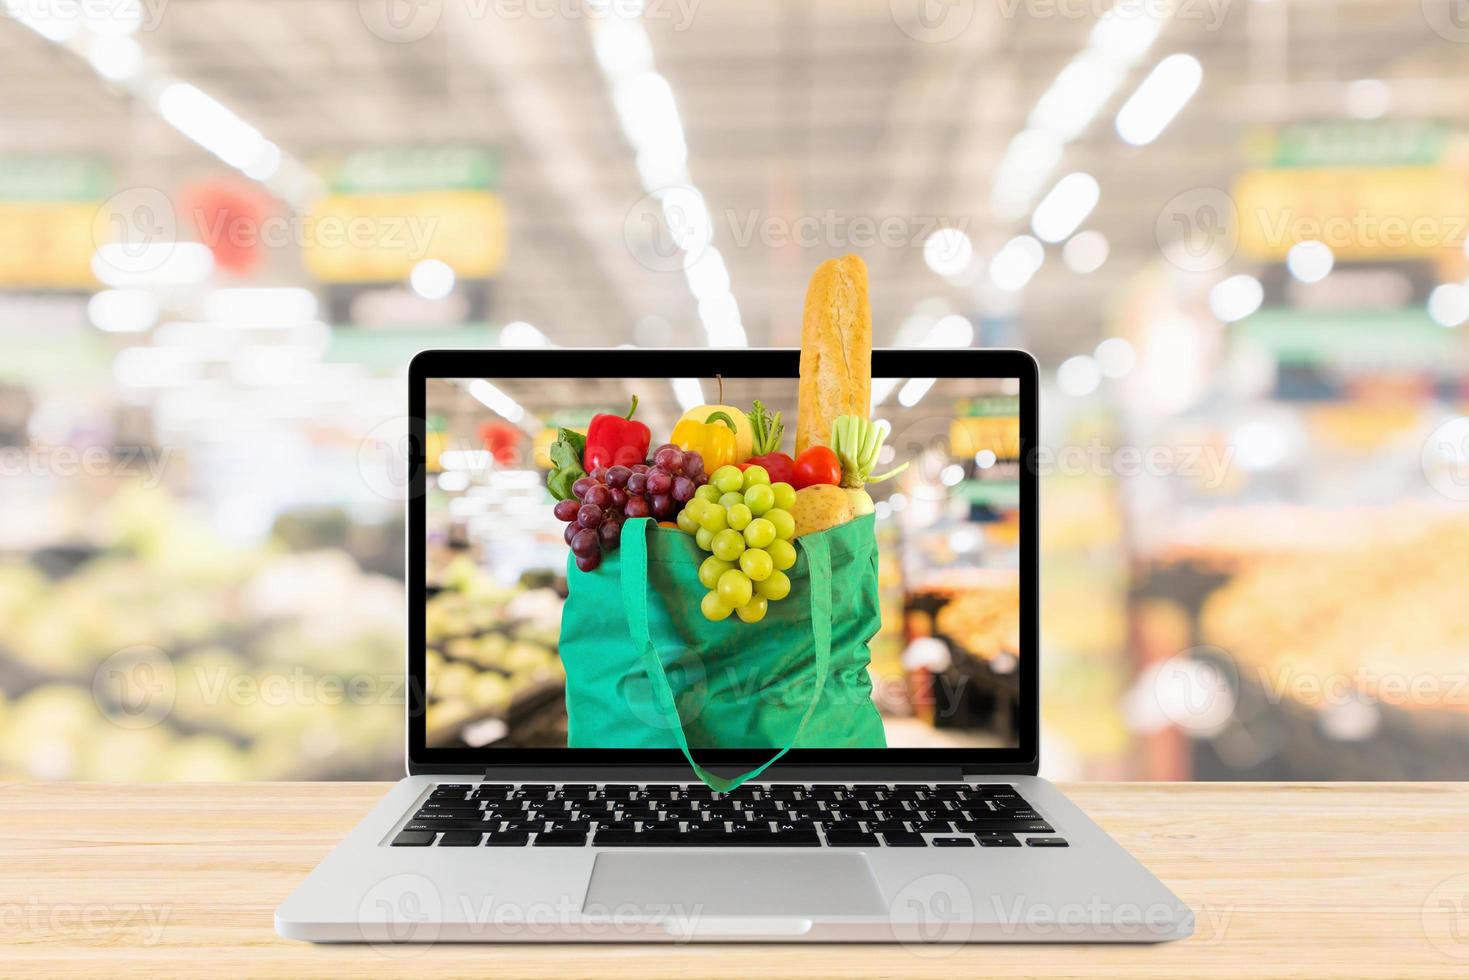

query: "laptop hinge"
left=478, top=764, right=965, bottom=781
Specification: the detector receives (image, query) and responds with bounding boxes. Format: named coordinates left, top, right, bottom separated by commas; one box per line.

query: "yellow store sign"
left=302, top=189, right=506, bottom=284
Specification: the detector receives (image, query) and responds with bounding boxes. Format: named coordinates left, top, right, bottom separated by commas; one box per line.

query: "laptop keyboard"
left=390, top=783, right=1065, bottom=849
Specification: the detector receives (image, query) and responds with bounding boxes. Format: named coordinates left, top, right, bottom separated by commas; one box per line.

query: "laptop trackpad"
left=582, top=852, right=887, bottom=918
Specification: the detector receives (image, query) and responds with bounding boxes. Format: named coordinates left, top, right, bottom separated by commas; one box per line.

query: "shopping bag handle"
left=619, top=516, right=832, bottom=793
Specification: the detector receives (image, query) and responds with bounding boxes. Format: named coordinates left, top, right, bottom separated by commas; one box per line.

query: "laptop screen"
left=416, top=352, right=1032, bottom=767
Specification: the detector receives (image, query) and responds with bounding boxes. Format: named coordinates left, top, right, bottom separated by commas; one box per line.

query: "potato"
left=790, top=484, right=855, bottom=538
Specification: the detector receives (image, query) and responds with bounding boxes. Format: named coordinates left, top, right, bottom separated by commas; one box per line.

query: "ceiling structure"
left=2, top=0, right=1464, bottom=366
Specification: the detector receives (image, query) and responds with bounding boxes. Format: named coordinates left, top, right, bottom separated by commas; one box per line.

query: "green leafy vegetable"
left=546, top=427, right=588, bottom=501
left=829, top=415, right=908, bottom=489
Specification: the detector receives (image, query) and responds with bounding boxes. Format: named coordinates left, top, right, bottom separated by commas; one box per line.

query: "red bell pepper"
left=583, top=396, right=651, bottom=470
left=745, top=451, right=796, bottom=486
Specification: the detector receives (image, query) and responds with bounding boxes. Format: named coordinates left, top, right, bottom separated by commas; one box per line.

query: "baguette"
left=796, top=254, right=872, bottom=455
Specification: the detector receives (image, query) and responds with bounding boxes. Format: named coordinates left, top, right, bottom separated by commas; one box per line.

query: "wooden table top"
left=3, top=781, right=1467, bottom=977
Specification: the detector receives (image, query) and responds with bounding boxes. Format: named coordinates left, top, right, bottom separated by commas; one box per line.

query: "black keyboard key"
left=534, top=830, right=587, bottom=847
left=1026, top=837, right=1069, bottom=847
left=872, top=820, right=910, bottom=833
left=407, top=814, right=488, bottom=829
left=485, top=832, right=530, bottom=846
left=932, top=836, right=975, bottom=847
left=603, top=784, right=639, bottom=797
left=433, top=784, right=471, bottom=793
left=882, top=832, right=927, bottom=847
left=438, top=831, right=484, bottom=846
left=419, top=801, right=484, bottom=812
left=957, top=819, right=1054, bottom=834
left=912, top=820, right=952, bottom=834
left=592, top=829, right=678, bottom=846
left=391, top=831, right=436, bottom=846
left=825, top=829, right=879, bottom=847
left=978, top=834, right=1022, bottom=847
left=472, top=784, right=512, bottom=797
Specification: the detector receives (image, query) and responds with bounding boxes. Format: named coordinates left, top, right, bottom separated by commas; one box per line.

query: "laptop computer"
left=276, top=347, right=1192, bottom=943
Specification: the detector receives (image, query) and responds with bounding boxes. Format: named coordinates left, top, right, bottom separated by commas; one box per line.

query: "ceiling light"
left=1062, top=230, right=1109, bottom=274
left=871, top=377, right=900, bottom=412
left=1115, top=53, right=1203, bottom=146
left=1090, top=0, right=1166, bottom=65
left=205, top=288, right=319, bottom=326
left=1031, top=173, right=1100, bottom=244
left=898, top=377, right=936, bottom=408
left=989, top=236, right=1045, bottom=291
left=683, top=248, right=731, bottom=300
left=990, top=129, right=1064, bottom=219
left=1286, top=241, right=1333, bottom=283
left=1209, top=274, right=1265, bottom=322
left=91, top=242, right=214, bottom=287
left=499, top=321, right=551, bottom=347
left=592, top=16, right=653, bottom=80
left=4, top=0, right=79, bottom=41
left=1093, top=338, right=1137, bottom=378
left=83, top=2, right=143, bottom=35
left=923, top=314, right=975, bottom=348
left=157, top=82, right=278, bottom=176
left=87, top=290, right=159, bottom=333
left=1030, top=52, right=1126, bottom=142
left=923, top=228, right=974, bottom=278
left=672, top=378, right=704, bottom=412
left=1057, top=355, right=1102, bottom=397
left=1344, top=79, right=1390, bottom=120
left=87, top=35, right=143, bottom=81
left=410, top=259, right=456, bottom=300
left=467, top=379, right=525, bottom=423
left=1427, top=283, right=1469, bottom=328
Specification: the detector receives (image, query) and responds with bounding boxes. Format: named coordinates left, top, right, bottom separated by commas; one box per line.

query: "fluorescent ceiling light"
left=205, top=287, right=319, bottom=326
left=990, top=129, right=1064, bottom=219
left=1285, top=241, right=1333, bottom=284
left=4, top=0, right=79, bottom=41
left=1057, top=355, right=1102, bottom=397
left=1427, top=284, right=1469, bottom=328
left=871, top=377, right=901, bottom=412
left=1031, top=173, right=1100, bottom=244
left=88, top=35, right=143, bottom=81
left=91, top=242, right=214, bottom=287
left=87, top=289, right=159, bottom=333
left=683, top=248, right=731, bottom=300
left=157, top=82, right=276, bottom=174
left=592, top=16, right=653, bottom=80
left=922, top=314, right=975, bottom=348
left=1029, top=52, right=1126, bottom=142
left=499, top=321, right=551, bottom=347
left=989, top=236, right=1045, bottom=292
left=672, top=378, right=705, bottom=412
left=1062, top=230, right=1109, bottom=274
left=923, top=228, right=974, bottom=279
left=1209, top=275, right=1264, bottom=322
left=410, top=259, right=456, bottom=300
left=1090, top=0, right=1166, bottom=65
left=467, top=379, right=526, bottom=423
left=1115, top=53, right=1202, bottom=146
left=897, top=377, right=936, bottom=408
left=1093, top=338, right=1137, bottom=379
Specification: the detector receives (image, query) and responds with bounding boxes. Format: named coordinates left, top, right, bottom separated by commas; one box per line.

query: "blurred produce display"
left=0, top=485, right=405, bottom=780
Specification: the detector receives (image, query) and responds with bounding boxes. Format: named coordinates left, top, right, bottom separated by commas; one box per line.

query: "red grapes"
left=552, top=443, right=708, bottom=571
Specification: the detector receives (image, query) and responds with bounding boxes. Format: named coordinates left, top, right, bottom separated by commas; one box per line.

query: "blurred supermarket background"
left=4, top=0, right=1469, bottom=781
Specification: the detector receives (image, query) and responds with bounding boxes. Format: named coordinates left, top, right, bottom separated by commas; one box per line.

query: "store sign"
left=304, top=147, right=504, bottom=286
left=0, top=155, right=111, bottom=288
left=302, top=189, right=506, bottom=283
left=1232, top=166, right=1469, bottom=260
left=1248, top=120, right=1450, bottom=168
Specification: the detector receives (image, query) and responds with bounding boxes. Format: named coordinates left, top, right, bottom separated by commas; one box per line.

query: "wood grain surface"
left=3, top=781, right=1467, bottom=977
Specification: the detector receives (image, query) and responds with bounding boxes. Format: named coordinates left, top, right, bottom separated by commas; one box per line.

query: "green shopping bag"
left=560, top=514, right=886, bottom=791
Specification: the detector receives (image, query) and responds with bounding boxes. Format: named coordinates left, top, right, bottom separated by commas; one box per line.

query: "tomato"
left=792, top=446, right=842, bottom=489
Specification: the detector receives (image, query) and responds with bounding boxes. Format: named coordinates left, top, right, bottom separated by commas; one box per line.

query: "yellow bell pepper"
left=671, top=411, right=739, bottom=471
